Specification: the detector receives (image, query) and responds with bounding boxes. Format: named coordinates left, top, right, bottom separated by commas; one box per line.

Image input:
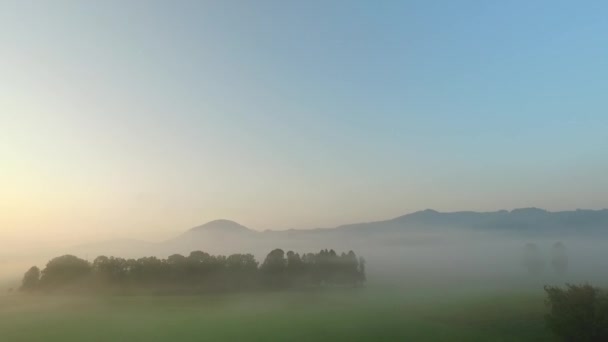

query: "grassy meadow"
left=0, top=286, right=556, bottom=342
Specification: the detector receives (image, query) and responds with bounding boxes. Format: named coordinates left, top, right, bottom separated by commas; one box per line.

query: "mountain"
left=188, top=219, right=252, bottom=234
left=65, top=208, right=608, bottom=259
left=330, top=208, right=608, bottom=235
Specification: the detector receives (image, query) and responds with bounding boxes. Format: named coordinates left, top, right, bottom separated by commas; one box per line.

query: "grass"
left=0, top=287, right=556, bottom=341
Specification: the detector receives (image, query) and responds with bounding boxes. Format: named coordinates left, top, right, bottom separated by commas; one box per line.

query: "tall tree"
left=40, top=255, right=91, bottom=288
left=358, top=257, right=366, bottom=283
left=286, top=251, right=305, bottom=285
left=261, top=249, right=287, bottom=288
left=20, top=266, right=40, bottom=291
left=93, top=256, right=128, bottom=283
left=261, top=249, right=286, bottom=273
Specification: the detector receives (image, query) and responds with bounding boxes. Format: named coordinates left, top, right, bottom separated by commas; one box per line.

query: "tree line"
left=20, top=248, right=366, bottom=293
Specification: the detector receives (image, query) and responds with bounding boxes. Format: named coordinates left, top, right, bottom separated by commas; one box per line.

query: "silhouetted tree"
left=186, top=250, right=214, bottom=279
left=40, top=255, right=91, bottom=288
left=226, top=253, right=258, bottom=273
left=285, top=251, right=306, bottom=286
left=130, top=256, right=164, bottom=284
left=166, top=254, right=187, bottom=282
left=523, top=243, right=545, bottom=275
left=261, top=249, right=287, bottom=288
left=342, top=251, right=360, bottom=285
left=551, top=242, right=568, bottom=275
left=358, top=256, right=366, bottom=283
left=93, top=256, right=128, bottom=283
left=225, top=253, right=258, bottom=289
left=20, top=266, right=40, bottom=291
left=545, top=284, right=608, bottom=341
left=261, top=249, right=286, bottom=274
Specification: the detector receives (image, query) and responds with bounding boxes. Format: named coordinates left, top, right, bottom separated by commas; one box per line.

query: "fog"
left=3, top=209, right=607, bottom=293
left=4, top=209, right=608, bottom=342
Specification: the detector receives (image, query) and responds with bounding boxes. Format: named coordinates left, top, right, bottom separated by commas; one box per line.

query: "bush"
left=544, top=284, right=608, bottom=341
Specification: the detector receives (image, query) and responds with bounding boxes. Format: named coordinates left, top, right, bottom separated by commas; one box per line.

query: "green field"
left=0, top=287, right=556, bottom=341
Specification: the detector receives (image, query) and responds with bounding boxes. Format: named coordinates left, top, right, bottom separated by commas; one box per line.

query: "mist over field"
left=3, top=209, right=607, bottom=341
left=3, top=0, right=608, bottom=340
left=3, top=208, right=607, bottom=292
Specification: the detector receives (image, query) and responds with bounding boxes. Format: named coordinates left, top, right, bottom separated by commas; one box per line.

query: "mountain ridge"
left=188, top=219, right=252, bottom=233
left=182, top=207, right=608, bottom=235
left=66, top=208, right=608, bottom=259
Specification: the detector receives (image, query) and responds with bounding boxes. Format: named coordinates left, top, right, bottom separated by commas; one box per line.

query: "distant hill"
left=66, top=208, right=608, bottom=259
left=333, top=208, right=608, bottom=234
left=188, top=219, right=253, bottom=234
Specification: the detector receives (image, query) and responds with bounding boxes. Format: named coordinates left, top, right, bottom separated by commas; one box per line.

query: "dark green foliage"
left=544, top=284, right=608, bottom=341
left=23, top=249, right=365, bottom=294
left=20, top=266, right=40, bottom=291
left=261, top=249, right=287, bottom=274
left=93, top=256, right=128, bottom=283
left=39, top=255, right=91, bottom=288
left=260, top=249, right=287, bottom=289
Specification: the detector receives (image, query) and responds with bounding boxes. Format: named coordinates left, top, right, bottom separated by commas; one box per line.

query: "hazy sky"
left=1, top=1, right=607, bottom=244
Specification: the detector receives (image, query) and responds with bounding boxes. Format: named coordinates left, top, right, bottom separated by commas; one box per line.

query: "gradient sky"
left=1, top=1, right=607, bottom=245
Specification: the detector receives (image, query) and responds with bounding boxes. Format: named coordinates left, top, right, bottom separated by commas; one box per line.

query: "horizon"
left=12, top=206, right=608, bottom=249
left=195, top=206, right=608, bottom=232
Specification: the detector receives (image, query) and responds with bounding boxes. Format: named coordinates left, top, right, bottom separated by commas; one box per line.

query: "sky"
left=1, top=0, right=607, bottom=245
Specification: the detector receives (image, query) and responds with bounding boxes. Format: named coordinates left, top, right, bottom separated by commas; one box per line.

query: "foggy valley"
left=4, top=208, right=608, bottom=289
left=2, top=1, right=608, bottom=340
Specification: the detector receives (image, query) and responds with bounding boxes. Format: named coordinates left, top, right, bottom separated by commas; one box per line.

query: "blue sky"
left=1, top=1, right=607, bottom=241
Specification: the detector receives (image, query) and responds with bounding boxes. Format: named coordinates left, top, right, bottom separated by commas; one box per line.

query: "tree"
left=285, top=251, right=306, bottom=286
left=93, top=256, right=128, bottom=283
left=260, top=249, right=287, bottom=288
left=551, top=242, right=568, bottom=275
left=545, top=284, right=608, bottom=341
left=523, top=243, right=545, bottom=275
left=20, top=266, right=40, bottom=291
left=261, top=249, right=286, bottom=274
left=286, top=251, right=303, bottom=274
left=166, top=254, right=187, bottom=281
left=167, top=254, right=187, bottom=266
left=225, top=253, right=258, bottom=289
left=344, top=251, right=360, bottom=285
left=226, top=253, right=258, bottom=273
left=134, top=256, right=164, bottom=283
left=40, top=255, right=91, bottom=288
left=186, top=251, right=214, bottom=279
left=357, top=256, right=366, bottom=283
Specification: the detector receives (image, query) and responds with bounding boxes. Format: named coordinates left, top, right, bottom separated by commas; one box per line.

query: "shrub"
left=544, top=284, right=608, bottom=341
